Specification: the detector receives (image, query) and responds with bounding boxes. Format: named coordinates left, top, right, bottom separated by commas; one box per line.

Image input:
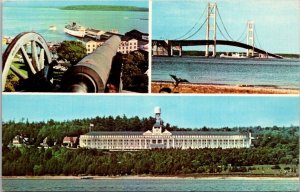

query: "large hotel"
left=79, top=107, right=252, bottom=150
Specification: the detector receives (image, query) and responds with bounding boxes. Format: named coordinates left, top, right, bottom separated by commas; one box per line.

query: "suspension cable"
left=174, top=7, right=207, bottom=40
left=216, top=23, right=229, bottom=40
left=174, top=21, right=198, bottom=40
left=254, top=27, right=263, bottom=49
left=216, top=6, right=235, bottom=41
left=183, top=17, right=208, bottom=40
left=236, top=26, right=247, bottom=42
left=240, top=35, right=247, bottom=43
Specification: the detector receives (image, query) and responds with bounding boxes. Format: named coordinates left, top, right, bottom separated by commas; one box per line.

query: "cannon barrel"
left=61, top=35, right=121, bottom=93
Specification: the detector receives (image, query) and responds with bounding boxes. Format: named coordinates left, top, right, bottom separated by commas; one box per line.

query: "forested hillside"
left=2, top=116, right=299, bottom=176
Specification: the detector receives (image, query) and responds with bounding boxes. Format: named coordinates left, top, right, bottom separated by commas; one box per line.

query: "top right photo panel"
left=151, top=0, right=299, bottom=94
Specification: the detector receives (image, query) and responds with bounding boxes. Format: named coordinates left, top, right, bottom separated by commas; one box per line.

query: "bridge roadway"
left=153, top=39, right=283, bottom=59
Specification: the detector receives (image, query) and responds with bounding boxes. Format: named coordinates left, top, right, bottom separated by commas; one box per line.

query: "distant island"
left=60, top=5, right=148, bottom=12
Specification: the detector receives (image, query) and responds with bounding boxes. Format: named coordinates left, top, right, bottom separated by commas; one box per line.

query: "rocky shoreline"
left=151, top=81, right=300, bottom=94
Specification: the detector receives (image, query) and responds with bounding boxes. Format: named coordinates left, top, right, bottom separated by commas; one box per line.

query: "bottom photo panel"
left=2, top=95, right=299, bottom=192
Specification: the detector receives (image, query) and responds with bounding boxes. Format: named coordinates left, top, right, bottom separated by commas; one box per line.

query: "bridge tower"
left=246, top=20, right=255, bottom=57
left=205, top=2, right=217, bottom=57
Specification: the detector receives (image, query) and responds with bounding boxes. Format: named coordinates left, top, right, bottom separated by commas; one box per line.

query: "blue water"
left=2, top=179, right=299, bottom=191
left=3, top=4, right=148, bottom=44
left=152, top=57, right=300, bottom=89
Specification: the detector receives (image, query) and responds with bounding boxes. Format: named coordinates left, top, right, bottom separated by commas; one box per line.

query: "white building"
left=79, top=107, right=252, bottom=150
left=83, top=37, right=138, bottom=55
left=117, top=37, right=138, bottom=54
left=84, top=40, right=103, bottom=54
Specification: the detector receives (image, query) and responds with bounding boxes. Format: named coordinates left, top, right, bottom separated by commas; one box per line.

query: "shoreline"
left=2, top=175, right=299, bottom=180
left=151, top=81, right=300, bottom=94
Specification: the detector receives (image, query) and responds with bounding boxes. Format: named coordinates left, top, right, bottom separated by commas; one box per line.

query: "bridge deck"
left=153, top=39, right=282, bottom=59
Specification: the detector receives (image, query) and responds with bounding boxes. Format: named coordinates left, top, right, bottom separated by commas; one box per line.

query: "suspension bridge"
left=152, top=3, right=283, bottom=59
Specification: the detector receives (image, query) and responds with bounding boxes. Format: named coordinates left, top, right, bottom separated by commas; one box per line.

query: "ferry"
left=64, top=22, right=86, bottom=38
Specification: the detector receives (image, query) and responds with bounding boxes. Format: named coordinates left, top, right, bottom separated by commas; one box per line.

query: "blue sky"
left=153, top=0, right=300, bottom=54
left=2, top=94, right=299, bottom=128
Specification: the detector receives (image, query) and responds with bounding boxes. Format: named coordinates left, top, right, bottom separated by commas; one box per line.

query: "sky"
left=153, top=0, right=300, bottom=54
left=2, top=94, right=299, bottom=128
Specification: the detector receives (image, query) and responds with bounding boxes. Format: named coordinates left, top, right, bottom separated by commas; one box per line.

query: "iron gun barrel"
left=61, top=35, right=121, bottom=93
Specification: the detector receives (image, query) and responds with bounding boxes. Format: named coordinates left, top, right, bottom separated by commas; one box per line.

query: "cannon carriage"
left=2, top=32, right=126, bottom=93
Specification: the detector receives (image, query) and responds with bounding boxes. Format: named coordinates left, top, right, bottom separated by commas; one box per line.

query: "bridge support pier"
left=179, top=45, right=182, bottom=57
left=168, top=43, right=174, bottom=57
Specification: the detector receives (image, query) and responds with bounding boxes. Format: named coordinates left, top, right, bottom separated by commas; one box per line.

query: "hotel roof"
left=84, top=131, right=248, bottom=136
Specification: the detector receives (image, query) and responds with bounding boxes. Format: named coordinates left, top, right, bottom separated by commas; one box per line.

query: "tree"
left=121, top=50, right=148, bottom=93
left=57, top=41, right=86, bottom=65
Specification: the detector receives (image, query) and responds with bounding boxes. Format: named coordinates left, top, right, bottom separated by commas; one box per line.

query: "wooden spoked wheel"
left=2, top=32, right=52, bottom=91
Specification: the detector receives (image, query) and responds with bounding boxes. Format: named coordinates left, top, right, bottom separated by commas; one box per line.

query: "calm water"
left=152, top=57, right=300, bottom=89
left=2, top=179, right=299, bottom=191
left=3, top=5, right=148, bottom=43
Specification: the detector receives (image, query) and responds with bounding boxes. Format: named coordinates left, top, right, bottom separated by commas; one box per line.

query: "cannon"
left=61, top=35, right=122, bottom=93
left=2, top=32, right=123, bottom=93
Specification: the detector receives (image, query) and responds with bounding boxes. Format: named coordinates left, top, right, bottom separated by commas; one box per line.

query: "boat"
left=49, top=25, right=57, bottom=31
left=80, top=176, right=93, bottom=179
left=64, top=22, right=86, bottom=38
left=220, top=52, right=247, bottom=59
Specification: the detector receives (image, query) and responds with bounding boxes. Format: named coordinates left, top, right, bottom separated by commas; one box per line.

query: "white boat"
left=49, top=25, right=57, bottom=31
left=220, top=52, right=247, bottom=59
left=64, top=22, right=86, bottom=38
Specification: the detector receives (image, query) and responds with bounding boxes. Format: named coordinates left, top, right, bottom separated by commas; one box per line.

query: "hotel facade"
left=79, top=107, right=252, bottom=150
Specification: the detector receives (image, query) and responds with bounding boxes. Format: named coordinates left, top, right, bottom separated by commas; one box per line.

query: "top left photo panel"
left=2, top=0, right=149, bottom=93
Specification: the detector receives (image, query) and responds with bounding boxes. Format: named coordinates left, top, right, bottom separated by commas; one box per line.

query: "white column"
left=192, top=139, right=194, bottom=148
left=139, top=139, right=142, bottom=149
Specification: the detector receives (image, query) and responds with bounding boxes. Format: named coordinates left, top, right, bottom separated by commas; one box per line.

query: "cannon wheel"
left=2, top=32, right=52, bottom=91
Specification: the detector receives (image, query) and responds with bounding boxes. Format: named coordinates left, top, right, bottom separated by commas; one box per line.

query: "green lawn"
left=10, top=61, right=28, bottom=76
